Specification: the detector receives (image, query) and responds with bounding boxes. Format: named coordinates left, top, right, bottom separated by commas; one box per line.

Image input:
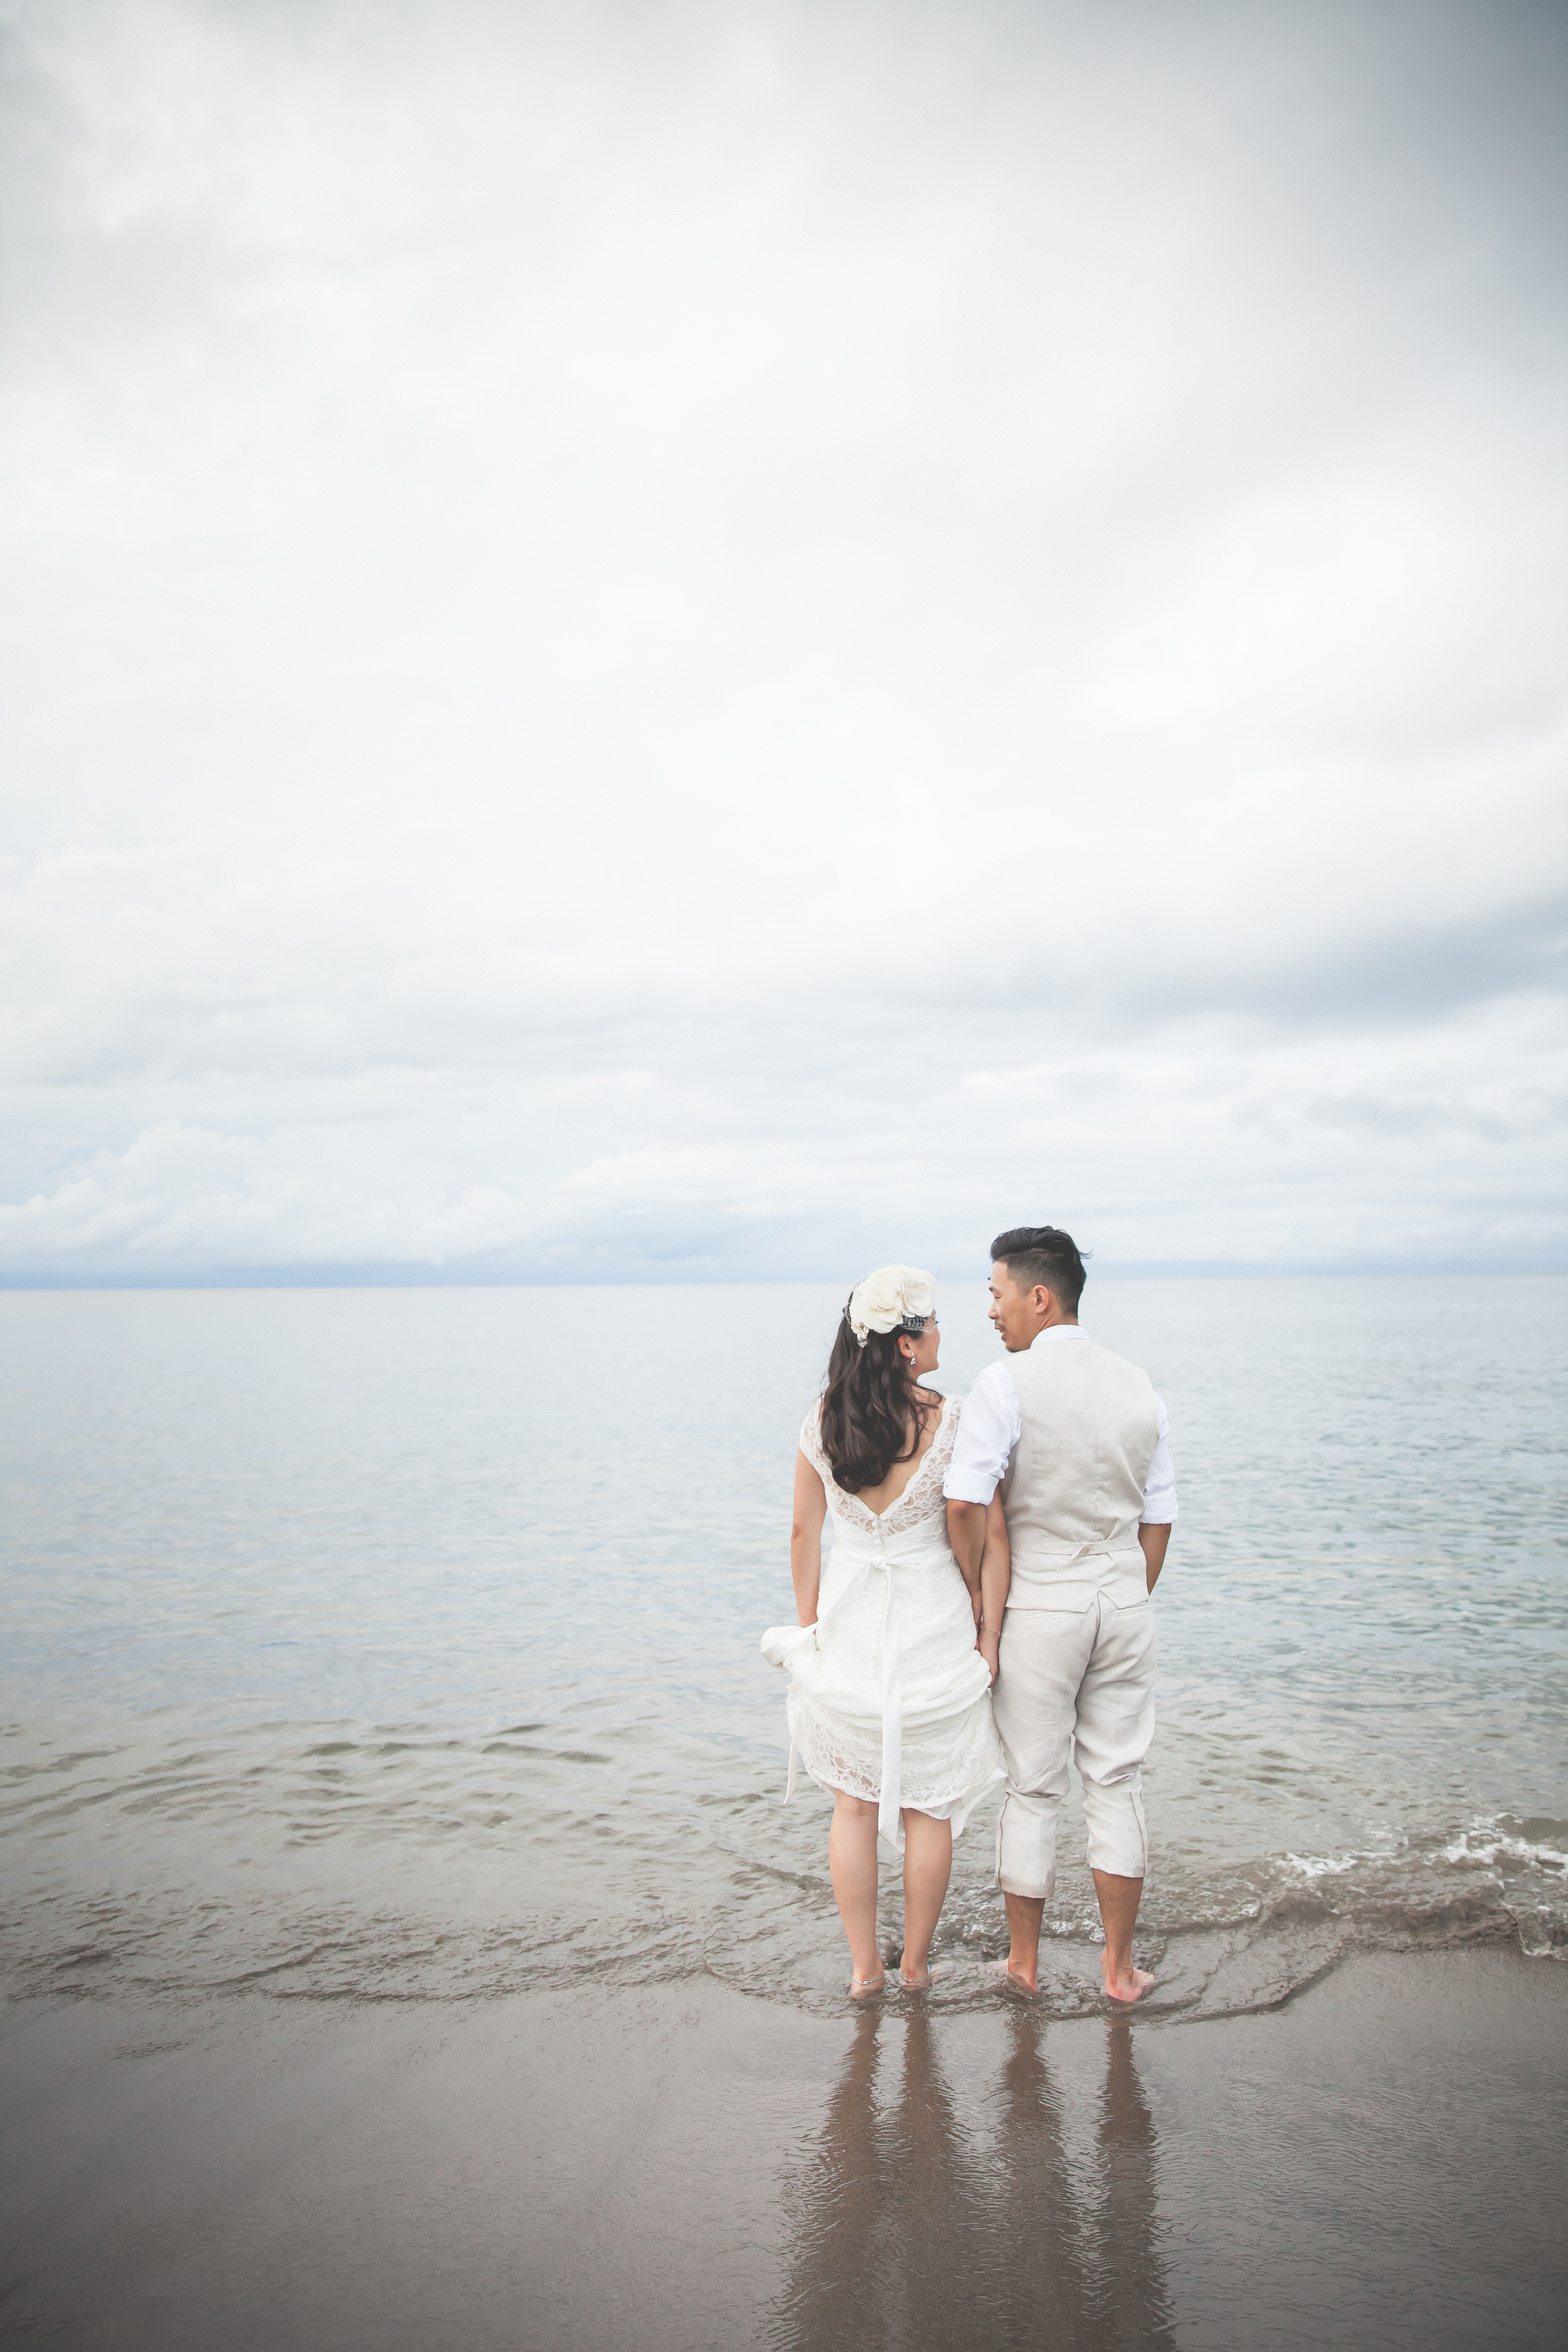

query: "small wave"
left=1442, top=1818, right=1568, bottom=1873
left=6, top=1860, right=1562, bottom=2027
left=1281, top=1848, right=1377, bottom=1880
left=4, top=1787, right=1565, bottom=2023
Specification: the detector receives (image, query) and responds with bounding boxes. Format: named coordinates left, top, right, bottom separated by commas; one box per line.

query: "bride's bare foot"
left=850, top=1970, right=886, bottom=1999
left=897, top=1958, right=933, bottom=1989
left=1102, top=1954, right=1155, bottom=2004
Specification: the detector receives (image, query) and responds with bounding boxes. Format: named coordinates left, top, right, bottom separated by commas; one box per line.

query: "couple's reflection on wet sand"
left=772, top=2005, right=1175, bottom=2351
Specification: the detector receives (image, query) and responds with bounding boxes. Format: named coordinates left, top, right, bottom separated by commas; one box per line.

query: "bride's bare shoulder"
left=914, top=1389, right=961, bottom=1433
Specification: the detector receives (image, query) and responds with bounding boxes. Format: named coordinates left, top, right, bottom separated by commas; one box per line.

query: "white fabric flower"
left=846, top=1263, right=936, bottom=1346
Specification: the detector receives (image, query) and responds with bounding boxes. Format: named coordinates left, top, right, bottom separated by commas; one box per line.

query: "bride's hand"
left=978, top=1628, right=1000, bottom=1687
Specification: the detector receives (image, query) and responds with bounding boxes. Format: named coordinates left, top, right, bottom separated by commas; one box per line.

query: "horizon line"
left=2, top=1261, right=1565, bottom=1292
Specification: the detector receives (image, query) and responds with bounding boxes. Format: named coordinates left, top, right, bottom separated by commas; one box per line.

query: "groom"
left=945, top=1225, right=1177, bottom=2003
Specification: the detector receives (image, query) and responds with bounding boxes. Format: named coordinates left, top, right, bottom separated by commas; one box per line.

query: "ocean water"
left=2, top=1278, right=1564, bottom=2020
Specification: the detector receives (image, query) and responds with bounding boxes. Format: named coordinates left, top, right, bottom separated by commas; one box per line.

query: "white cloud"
left=2, top=0, right=1565, bottom=1278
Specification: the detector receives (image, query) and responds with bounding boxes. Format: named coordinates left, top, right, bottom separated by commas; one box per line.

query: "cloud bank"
left=2, top=0, right=1565, bottom=1279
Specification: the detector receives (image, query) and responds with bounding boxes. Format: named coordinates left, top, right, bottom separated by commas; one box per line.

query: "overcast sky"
left=1, top=0, right=1564, bottom=1283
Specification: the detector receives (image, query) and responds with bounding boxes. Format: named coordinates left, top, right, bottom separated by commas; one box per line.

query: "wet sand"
left=3, top=1944, right=1562, bottom=2350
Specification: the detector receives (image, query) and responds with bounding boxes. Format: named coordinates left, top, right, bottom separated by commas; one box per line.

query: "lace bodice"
left=799, top=1393, right=963, bottom=1537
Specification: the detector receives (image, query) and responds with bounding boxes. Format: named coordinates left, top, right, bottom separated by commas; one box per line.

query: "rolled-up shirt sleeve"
left=1140, top=1397, right=1178, bottom=1524
left=942, top=1362, right=1021, bottom=1503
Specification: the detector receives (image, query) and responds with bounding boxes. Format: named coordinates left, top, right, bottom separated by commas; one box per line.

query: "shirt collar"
left=1029, top=1323, right=1088, bottom=1345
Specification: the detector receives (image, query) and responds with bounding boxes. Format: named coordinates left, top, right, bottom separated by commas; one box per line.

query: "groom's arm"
left=944, top=1363, right=1020, bottom=1621
left=1139, top=1396, right=1178, bottom=1592
left=977, top=1495, right=1010, bottom=1682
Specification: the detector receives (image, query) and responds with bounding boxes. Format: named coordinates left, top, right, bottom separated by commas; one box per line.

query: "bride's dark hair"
left=819, top=1308, right=928, bottom=1493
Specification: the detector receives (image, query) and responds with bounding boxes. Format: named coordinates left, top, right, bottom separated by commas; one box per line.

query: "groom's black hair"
left=990, top=1226, right=1086, bottom=1313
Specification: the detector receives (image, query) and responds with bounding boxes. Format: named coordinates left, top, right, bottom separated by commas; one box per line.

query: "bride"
left=762, top=1264, right=1005, bottom=1996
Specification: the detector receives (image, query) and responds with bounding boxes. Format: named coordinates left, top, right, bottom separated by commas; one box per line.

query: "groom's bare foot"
left=1000, top=1893, right=1045, bottom=1997
left=1101, top=1954, right=1155, bottom=2004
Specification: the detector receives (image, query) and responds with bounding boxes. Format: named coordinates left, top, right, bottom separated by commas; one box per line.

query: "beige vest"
left=1001, top=1333, right=1160, bottom=1611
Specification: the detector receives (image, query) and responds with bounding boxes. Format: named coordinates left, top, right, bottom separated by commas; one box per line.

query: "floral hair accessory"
left=845, top=1264, right=936, bottom=1347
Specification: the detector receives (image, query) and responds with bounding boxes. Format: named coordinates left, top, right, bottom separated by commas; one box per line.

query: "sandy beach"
left=4, top=1942, right=1562, bottom=2349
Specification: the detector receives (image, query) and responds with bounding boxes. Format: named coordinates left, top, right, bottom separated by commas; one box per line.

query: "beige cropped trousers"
left=991, top=1590, right=1156, bottom=1899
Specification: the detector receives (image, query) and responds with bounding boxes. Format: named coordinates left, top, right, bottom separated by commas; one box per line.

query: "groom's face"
left=988, top=1263, right=1049, bottom=1351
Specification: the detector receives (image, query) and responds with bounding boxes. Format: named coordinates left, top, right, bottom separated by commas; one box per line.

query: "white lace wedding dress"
left=761, top=1394, right=1004, bottom=1848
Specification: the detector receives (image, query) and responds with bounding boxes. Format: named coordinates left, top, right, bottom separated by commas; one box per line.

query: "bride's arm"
left=790, top=1451, right=828, bottom=1627
left=978, top=1495, right=1011, bottom=1686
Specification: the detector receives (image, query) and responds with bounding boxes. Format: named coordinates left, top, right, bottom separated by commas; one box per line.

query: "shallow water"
left=2, top=1278, right=1564, bottom=2018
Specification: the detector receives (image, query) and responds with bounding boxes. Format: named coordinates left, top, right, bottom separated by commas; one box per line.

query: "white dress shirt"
left=942, top=1325, right=1178, bottom=1523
